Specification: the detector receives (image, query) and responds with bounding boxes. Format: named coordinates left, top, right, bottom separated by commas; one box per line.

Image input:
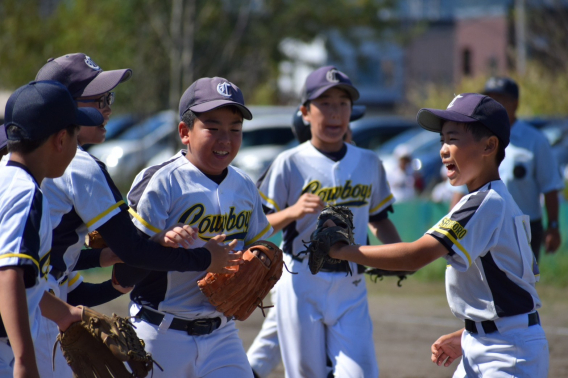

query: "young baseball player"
left=254, top=66, right=401, bottom=378
left=111, top=76, right=272, bottom=377
left=33, top=53, right=241, bottom=377
left=0, top=80, right=103, bottom=377
left=327, top=93, right=549, bottom=377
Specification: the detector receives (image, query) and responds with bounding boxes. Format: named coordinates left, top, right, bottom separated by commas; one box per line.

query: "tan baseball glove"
left=85, top=230, right=107, bottom=249
left=198, top=240, right=284, bottom=321
left=55, top=306, right=159, bottom=378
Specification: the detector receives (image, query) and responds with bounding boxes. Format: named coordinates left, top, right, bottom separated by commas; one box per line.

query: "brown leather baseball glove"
left=85, top=230, right=107, bottom=249
left=55, top=306, right=159, bottom=378
left=198, top=240, right=284, bottom=321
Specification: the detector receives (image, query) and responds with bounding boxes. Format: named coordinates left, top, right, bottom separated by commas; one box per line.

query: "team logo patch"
left=84, top=56, right=101, bottom=71
left=326, top=69, right=340, bottom=83
left=217, top=82, right=232, bottom=97
left=447, top=94, right=463, bottom=109
left=352, top=278, right=362, bottom=287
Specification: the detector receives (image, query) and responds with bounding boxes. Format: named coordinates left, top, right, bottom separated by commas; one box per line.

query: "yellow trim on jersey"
left=258, top=191, right=281, bottom=212
left=128, top=208, right=162, bottom=234
left=68, top=273, right=81, bottom=287
left=432, top=227, right=472, bottom=266
left=245, top=223, right=273, bottom=247
left=370, top=194, right=394, bottom=214
left=0, top=253, right=40, bottom=270
left=86, top=200, right=126, bottom=229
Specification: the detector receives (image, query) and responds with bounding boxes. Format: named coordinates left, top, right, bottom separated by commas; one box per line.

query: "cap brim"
left=0, top=124, right=7, bottom=150
left=416, top=108, right=477, bottom=132
left=309, top=83, right=360, bottom=102
left=350, top=105, right=366, bottom=121
left=76, top=107, right=104, bottom=127
left=80, top=69, right=132, bottom=97
left=190, top=99, right=253, bottom=120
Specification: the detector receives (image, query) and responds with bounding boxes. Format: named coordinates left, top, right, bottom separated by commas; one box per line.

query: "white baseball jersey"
left=41, top=146, right=127, bottom=300
left=127, top=151, right=272, bottom=319
left=427, top=180, right=542, bottom=322
left=258, top=141, right=394, bottom=261
left=0, top=162, right=50, bottom=340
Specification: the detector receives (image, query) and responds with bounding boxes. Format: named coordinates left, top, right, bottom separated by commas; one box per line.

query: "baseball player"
left=0, top=80, right=103, bottom=377
left=255, top=66, right=401, bottom=377
left=33, top=53, right=241, bottom=377
left=248, top=102, right=368, bottom=378
left=111, top=77, right=272, bottom=377
left=0, top=124, right=7, bottom=159
left=450, top=77, right=563, bottom=261
left=327, top=93, right=549, bottom=377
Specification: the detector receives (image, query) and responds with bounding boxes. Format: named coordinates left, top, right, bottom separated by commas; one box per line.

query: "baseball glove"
left=55, top=306, right=158, bottom=378
left=301, top=205, right=355, bottom=275
left=85, top=230, right=107, bottom=249
left=365, top=267, right=414, bottom=287
left=198, top=240, right=284, bottom=321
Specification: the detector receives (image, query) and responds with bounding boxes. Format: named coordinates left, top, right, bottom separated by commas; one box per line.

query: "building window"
left=462, top=48, right=472, bottom=76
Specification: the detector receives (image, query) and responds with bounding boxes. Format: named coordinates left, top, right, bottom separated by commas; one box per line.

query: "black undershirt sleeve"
left=96, top=210, right=211, bottom=271
left=112, top=229, right=153, bottom=287
left=369, top=205, right=394, bottom=223
left=66, top=280, right=123, bottom=307
left=74, top=248, right=103, bottom=270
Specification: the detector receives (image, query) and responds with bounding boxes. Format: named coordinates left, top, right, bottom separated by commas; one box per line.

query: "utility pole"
left=515, top=0, right=527, bottom=75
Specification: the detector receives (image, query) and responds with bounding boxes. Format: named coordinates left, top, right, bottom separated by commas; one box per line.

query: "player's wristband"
left=548, top=221, right=559, bottom=230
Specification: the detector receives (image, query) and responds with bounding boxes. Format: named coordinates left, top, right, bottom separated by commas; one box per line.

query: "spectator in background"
left=387, top=145, right=417, bottom=202
left=451, top=78, right=563, bottom=261
left=431, top=165, right=454, bottom=204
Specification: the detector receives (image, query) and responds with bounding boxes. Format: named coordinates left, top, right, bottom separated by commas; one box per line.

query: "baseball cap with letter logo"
left=179, top=77, right=252, bottom=120
left=301, top=66, right=360, bottom=105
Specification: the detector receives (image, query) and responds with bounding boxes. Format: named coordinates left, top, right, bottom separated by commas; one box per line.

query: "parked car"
left=82, top=114, right=139, bottom=151
left=88, top=110, right=177, bottom=192
left=350, top=116, right=418, bottom=150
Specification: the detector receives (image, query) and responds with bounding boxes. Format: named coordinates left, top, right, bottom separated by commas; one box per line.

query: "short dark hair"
left=181, top=105, right=243, bottom=130
left=462, top=122, right=506, bottom=166
left=7, top=124, right=79, bottom=154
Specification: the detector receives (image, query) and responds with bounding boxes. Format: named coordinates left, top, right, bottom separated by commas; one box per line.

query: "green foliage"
left=0, top=0, right=396, bottom=114
left=403, top=61, right=568, bottom=117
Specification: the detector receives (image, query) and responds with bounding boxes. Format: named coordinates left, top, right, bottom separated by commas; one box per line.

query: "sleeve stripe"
left=68, top=273, right=81, bottom=287
left=0, top=253, right=40, bottom=270
left=370, top=194, right=394, bottom=214
left=258, top=190, right=281, bottom=212
left=128, top=208, right=162, bottom=234
left=431, top=226, right=472, bottom=266
left=85, top=200, right=126, bottom=229
left=245, top=223, right=273, bottom=247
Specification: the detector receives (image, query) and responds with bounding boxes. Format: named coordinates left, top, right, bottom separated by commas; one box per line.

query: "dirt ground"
left=95, top=279, right=568, bottom=377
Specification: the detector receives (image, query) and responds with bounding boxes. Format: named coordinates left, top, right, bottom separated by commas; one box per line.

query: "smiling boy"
left=113, top=77, right=272, bottom=377
left=327, top=93, right=549, bottom=377
left=251, top=66, right=401, bottom=378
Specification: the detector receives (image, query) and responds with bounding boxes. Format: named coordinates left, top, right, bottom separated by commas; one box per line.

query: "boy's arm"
left=544, top=190, right=561, bottom=253
left=368, top=218, right=402, bottom=244
left=329, top=234, right=448, bottom=271
left=431, top=328, right=464, bottom=367
left=0, top=267, right=40, bottom=378
left=39, top=291, right=82, bottom=332
left=266, top=193, right=324, bottom=233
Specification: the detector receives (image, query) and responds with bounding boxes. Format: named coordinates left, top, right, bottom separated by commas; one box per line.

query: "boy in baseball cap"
left=249, top=66, right=401, bottom=377
left=112, top=77, right=271, bottom=377
left=0, top=80, right=103, bottom=376
left=326, top=93, right=549, bottom=376
left=0, top=124, right=7, bottom=158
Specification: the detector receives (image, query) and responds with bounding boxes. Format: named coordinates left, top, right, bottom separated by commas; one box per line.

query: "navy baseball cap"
left=301, top=66, right=360, bottom=104
left=416, top=93, right=510, bottom=147
left=4, top=81, right=104, bottom=142
left=483, top=77, right=519, bottom=99
left=35, top=53, right=132, bottom=98
left=179, top=77, right=252, bottom=120
left=0, top=124, right=6, bottom=150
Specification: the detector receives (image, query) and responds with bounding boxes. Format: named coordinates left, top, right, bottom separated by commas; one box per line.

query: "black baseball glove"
left=301, top=206, right=355, bottom=275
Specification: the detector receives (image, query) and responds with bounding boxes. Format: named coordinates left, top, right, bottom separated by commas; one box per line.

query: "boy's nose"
left=440, top=143, right=449, bottom=158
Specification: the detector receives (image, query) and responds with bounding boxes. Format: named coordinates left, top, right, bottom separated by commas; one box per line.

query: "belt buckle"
left=187, top=319, right=213, bottom=336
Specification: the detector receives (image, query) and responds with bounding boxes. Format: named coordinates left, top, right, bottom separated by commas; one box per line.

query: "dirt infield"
left=95, top=279, right=568, bottom=377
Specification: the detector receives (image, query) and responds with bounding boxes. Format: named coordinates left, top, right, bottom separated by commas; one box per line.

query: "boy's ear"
left=483, top=135, right=499, bottom=157
left=179, top=121, right=190, bottom=145
left=300, top=105, right=310, bottom=124
left=51, top=129, right=68, bottom=152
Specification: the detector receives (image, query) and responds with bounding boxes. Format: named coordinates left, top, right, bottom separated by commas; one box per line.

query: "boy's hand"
left=151, top=223, right=198, bottom=249
left=545, top=228, right=561, bottom=254
left=431, top=329, right=463, bottom=367
left=204, top=234, right=243, bottom=273
left=289, top=193, right=324, bottom=220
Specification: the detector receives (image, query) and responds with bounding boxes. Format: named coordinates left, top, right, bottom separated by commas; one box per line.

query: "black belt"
left=137, top=307, right=225, bottom=336
left=289, top=252, right=365, bottom=274
left=465, top=312, right=540, bottom=334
